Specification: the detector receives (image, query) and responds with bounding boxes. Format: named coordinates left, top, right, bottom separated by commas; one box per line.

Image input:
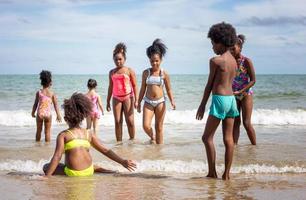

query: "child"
left=43, top=93, right=136, bottom=177
left=86, top=79, right=104, bottom=136
left=196, top=22, right=239, bottom=180
left=231, top=34, right=256, bottom=145
left=137, top=39, right=176, bottom=144
left=106, top=43, right=138, bottom=142
left=31, top=70, right=62, bottom=142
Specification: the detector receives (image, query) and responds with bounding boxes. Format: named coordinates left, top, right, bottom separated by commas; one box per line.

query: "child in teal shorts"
left=196, top=22, right=239, bottom=180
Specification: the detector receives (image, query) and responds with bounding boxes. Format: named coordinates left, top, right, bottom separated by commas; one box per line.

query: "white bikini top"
left=146, top=68, right=164, bottom=86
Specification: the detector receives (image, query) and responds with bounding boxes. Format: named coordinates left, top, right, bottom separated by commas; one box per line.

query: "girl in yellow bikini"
left=43, top=93, right=136, bottom=177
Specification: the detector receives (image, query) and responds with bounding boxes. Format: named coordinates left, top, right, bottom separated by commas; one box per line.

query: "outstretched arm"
left=196, top=58, right=217, bottom=120
left=129, top=68, right=138, bottom=109
left=106, top=70, right=113, bottom=112
left=164, top=71, right=176, bottom=110
left=90, top=133, right=136, bottom=171
left=52, top=94, right=62, bottom=122
left=45, top=133, right=65, bottom=176
left=31, top=91, right=39, bottom=117
left=137, top=70, right=147, bottom=113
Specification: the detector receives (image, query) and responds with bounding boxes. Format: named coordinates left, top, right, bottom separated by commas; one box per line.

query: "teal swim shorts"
left=209, top=95, right=239, bottom=120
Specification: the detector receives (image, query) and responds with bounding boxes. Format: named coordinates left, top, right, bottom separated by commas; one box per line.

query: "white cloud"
left=0, top=0, right=306, bottom=74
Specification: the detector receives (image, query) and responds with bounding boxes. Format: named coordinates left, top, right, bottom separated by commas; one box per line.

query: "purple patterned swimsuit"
left=232, top=55, right=254, bottom=100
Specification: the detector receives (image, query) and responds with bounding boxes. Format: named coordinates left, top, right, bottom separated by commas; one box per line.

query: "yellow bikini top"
left=64, top=129, right=91, bottom=151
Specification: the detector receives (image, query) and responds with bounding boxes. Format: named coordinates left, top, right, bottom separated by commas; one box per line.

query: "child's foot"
left=206, top=172, right=218, bottom=178
left=222, top=173, right=230, bottom=180
left=150, top=139, right=156, bottom=144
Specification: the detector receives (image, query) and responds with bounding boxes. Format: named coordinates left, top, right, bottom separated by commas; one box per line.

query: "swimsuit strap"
left=66, top=129, right=76, bottom=139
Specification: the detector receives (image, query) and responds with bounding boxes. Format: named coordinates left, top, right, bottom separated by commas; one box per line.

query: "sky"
left=0, top=0, right=306, bottom=74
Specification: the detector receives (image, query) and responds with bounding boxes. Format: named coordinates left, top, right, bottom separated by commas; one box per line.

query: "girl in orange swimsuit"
left=43, top=93, right=136, bottom=177
left=106, top=43, right=138, bottom=142
left=31, top=70, right=62, bottom=142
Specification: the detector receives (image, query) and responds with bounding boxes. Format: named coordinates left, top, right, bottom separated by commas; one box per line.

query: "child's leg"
left=241, top=95, right=256, bottom=145
left=202, top=115, right=220, bottom=178
left=44, top=116, right=52, bottom=142
left=122, top=97, right=135, bottom=140
left=92, top=117, right=98, bottom=136
left=86, top=117, right=92, bottom=130
left=43, top=163, right=65, bottom=175
left=154, top=102, right=166, bottom=144
left=112, top=99, right=123, bottom=142
left=233, top=101, right=241, bottom=144
left=35, top=116, right=43, bottom=141
left=94, top=165, right=117, bottom=173
left=143, top=103, right=155, bottom=142
left=222, top=117, right=235, bottom=180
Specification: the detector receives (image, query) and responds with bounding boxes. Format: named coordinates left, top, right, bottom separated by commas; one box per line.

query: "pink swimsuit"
left=111, top=73, right=134, bottom=102
left=37, top=90, right=52, bottom=118
left=87, top=94, right=100, bottom=119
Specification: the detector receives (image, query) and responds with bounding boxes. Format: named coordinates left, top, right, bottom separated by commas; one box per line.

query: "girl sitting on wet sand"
left=43, top=93, right=136, bottom=177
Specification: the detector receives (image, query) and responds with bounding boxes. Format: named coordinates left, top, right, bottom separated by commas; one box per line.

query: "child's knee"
left=143, top=123, right=151, bottom=132
left=243, top=120, right=251, bottom=128
left=202, top=134, right=210, bottom=144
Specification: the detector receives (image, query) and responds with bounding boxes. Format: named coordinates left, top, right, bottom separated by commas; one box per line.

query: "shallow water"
left=1, top=74, right=306, bottom=199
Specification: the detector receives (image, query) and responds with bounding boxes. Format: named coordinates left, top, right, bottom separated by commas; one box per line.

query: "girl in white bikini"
left=137, top=39, right=176, bottom=144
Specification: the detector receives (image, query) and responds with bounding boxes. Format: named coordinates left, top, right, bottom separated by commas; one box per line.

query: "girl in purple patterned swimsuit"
left=231, top=34, right=256, bottom=145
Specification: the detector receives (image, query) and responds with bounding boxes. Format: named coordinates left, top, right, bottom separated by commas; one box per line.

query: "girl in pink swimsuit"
left=231, top=34, right=256, bottom=145
left=32, top=70, right=62, bottom=142
left=86, top=79, right=104, bottom=136
left=106, top=43, right=138, bottom=142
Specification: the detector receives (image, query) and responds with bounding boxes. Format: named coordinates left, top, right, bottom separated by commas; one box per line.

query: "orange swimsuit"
left=111, top=73, right=134, bottom=102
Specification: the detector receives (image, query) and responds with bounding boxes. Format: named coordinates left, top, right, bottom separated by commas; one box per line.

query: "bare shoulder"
left=162, top=69, right=169, bottom=78
left=210, top=56, right=222, bottom=67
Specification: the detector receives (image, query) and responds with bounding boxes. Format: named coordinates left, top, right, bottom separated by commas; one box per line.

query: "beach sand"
left=0, top=124, right=305, bottom=200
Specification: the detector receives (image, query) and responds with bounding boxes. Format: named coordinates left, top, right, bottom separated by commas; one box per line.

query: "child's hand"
left=134, top=101, right=138, bottom=109
left=137, top=104, right=141, bottom=113
left=196, top=104, right=205, bottom=120
left=121, top=160, right=137, bottom=172
left=31, top=112, right=36, bottom=118
left=106, top=103, right=111, bottom=112
left=171, top=101, right=176, bottom=110
left=56, top=116, right=62, bottom=123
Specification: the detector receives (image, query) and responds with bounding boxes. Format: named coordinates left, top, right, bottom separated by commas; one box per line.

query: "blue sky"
left=0, top=0, right=306, bottom=74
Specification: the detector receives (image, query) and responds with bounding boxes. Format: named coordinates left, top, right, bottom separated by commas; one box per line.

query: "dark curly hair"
left=237, top=34, right=246, bottom=48
left=40, top=70, right=52, bottom=87
left=207, top=22, right=237, bottom=47
left=63, top=93, right=93, bottom=127
left=146, top=39, right=167, bottom=59
left=113, top=43, right=127, bottom=59
left=87, top=78, right=97, bottom=89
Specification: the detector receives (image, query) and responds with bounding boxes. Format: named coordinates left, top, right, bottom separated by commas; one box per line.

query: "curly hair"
left=146, top=39, right=167, bottom=59
left=87, top=79, right=97, bottom=89
left=63, top=93, right=93, bottom=127
left=207, top=22, right=237, bottom=47
left=113, top=43, right=127, bottom=59
left=237, top=34, right=246, bottom=47
left=39, top=70, right=52, bottom=87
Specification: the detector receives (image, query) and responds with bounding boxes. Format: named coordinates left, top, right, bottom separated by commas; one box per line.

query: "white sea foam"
left=1, top=159, right=305, bottom=175
left=1, top=109, right=306, bottom=127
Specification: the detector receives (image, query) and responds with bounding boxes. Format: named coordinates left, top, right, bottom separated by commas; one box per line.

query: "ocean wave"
left=0, top=109, right=306, bottom=127
left=1, top=159, right=305, bottom=174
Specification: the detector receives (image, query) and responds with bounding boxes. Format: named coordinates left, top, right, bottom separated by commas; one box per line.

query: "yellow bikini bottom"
left=64, top=165, right=94, bottom=177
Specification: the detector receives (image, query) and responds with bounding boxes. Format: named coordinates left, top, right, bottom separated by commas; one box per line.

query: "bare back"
left=212, top=51, right=237, bottom=95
